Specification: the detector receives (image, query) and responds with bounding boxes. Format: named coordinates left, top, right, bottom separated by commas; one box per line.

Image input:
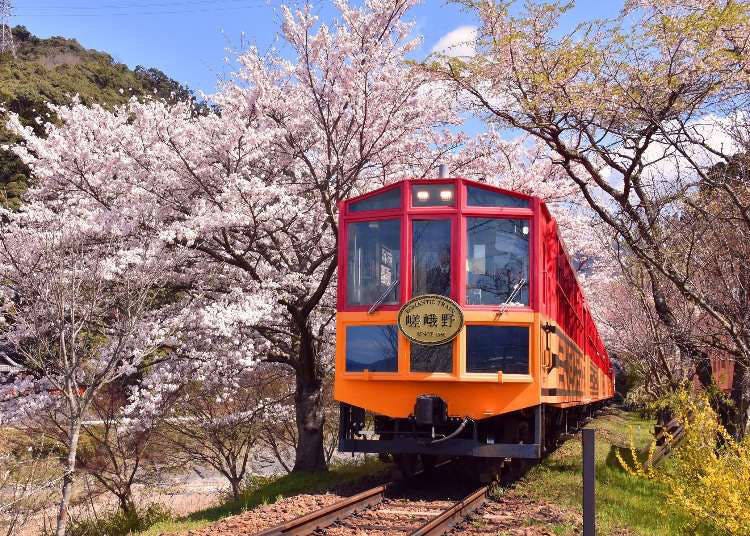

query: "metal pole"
left=582, top=428, right=595, bottom=536
left=438, top=164, right=449, bottom=178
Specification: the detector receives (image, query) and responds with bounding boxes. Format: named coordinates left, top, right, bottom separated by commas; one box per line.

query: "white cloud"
left=431, top=26, right=478, bottom=58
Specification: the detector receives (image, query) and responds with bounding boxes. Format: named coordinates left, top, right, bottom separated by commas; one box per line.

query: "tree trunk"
left=729, top=361, right=747, bottom=439
left=290, top=311, right=328, bottom=473
left=118, top=493, right=135, bottom=515
left=293, top=376, right=327, bottom=472
left=648, top=271, right=714, bottom=386
left=230, top=477, right=242, bottom=500
left=56, top=419, right=82, bottom=536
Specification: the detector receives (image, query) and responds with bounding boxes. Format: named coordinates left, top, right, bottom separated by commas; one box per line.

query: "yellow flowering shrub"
left=615, top=429, right=657, bottom=479
left=618, top=391, right=750, bottom=535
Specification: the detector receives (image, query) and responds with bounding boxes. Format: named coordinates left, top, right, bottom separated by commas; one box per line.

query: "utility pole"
left=0, top=0, right=16, bottom=58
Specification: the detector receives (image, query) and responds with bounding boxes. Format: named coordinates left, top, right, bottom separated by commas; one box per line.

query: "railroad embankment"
left=138, top=408, right=708, bottom=536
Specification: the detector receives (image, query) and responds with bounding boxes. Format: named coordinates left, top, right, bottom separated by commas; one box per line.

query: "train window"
left=466, top=185, right=529, bottom=208
left=412, top=220, right=452, bottom=297
left=350, top=187, right=401, bottom=212
left=345, top=325, right=398, bottom=372
left=466, top=325, right=529, bottom=374
left=412, top=184, right=455, bottom=207
left=347, top=220, right=401, bottom=306
left=410, top=342, right=453, bottom=373
left=466, top=218, right=529, bottom=305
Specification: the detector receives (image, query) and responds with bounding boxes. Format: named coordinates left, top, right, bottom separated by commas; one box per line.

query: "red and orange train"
left=334, top=176, right=614, bottom=471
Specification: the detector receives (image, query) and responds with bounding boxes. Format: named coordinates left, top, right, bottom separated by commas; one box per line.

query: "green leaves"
left=0, top=27, right=197, bottom=209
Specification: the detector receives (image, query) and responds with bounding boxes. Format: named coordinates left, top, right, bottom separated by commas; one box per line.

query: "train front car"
left=335, top=177, right=613, bottom=474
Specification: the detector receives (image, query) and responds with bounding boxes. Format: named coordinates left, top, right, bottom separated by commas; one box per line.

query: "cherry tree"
left=5, top=0, right=475, bottom=474
left=0, top=437, right=59, bottom=536
left=4, top=1, right=596, bottom=489
left=155, top=364, right=289, bottom=499
left=0, top=210, right=173, bottom=535
left=75, top=384, right=172, bottom=516
left=436, top=0, right=750, bottom=433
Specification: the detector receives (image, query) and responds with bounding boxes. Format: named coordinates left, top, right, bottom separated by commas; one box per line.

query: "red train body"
left=334, top=177, right=614, bottom=466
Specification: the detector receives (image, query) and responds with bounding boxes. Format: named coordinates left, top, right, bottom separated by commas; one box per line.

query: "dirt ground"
left=166, top=491, right=581, bottom=536
left=452, top=494, right=581, bottom=535
left=179, top=493, right=343, bottom=535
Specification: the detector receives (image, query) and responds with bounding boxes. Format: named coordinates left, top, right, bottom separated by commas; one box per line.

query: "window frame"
left=410, top=182, right=458, bottom=209
left=337, top=320, right=459, bottom=379
left=343, top=183, right=403, bottom=217
left=409, top=339, right=455, bottom=374
left=459, top=213, right=534, bottom=311
left=339, top=214, right=406, bottom=312
left=408, top=178, right=460, bottom=213
left=407, top=214, right=459, bottom=301
left=344, top=217, right=403, bottom=310
left=465, top=183, right=530, bottom=209
left=338, top=178, right=538, bottom=313
left=463, top=323, right=532, bottom=375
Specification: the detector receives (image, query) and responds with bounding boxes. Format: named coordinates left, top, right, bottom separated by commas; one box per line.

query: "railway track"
left=253, top=478, right=489, bottom=536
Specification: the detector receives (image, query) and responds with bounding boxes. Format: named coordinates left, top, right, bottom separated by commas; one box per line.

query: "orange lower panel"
left=335, top=379, right=539, bottom=420
left=334, top=310, right=613, bottom=420
left=334, top=310, right=541, bottom=419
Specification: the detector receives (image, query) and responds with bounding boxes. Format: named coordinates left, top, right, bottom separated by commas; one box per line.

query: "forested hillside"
left=0, top=25, right=196, bottom=208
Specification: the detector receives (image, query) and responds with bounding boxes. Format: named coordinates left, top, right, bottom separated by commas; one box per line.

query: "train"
left=334, top=175, right=614, bottom=478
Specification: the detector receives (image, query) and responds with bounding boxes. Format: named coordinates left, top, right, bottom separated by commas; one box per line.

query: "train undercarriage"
left=339, top=398, right=608, bottom=480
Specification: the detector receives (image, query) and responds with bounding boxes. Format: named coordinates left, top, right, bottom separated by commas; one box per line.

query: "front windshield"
left=412, top=219, right=451, bottom=297
left=466, top=218, right=529, bottom=306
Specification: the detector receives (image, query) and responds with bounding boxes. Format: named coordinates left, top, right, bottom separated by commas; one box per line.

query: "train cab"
left=335, top=177, right=614, bottom=465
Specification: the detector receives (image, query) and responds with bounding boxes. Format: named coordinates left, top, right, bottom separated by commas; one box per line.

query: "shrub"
left=618, top=390, right=750, bottom=535
left=662, top=391, right=750, bottom=535
left=59, top=504, right=173, bottom=536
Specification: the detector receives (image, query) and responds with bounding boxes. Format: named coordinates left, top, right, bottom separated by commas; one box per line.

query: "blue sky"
left=11, top=0, right=619, bottom=96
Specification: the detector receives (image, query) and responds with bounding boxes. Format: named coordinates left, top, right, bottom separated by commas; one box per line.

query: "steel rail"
left=252, top=483, right=388, bottom=536
left=408, top=485, right=489, bottom=536
left=251, top=459, right=456, bottom=536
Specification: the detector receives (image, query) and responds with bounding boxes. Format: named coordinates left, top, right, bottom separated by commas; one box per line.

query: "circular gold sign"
left=397, top=294, right=464, bottom=346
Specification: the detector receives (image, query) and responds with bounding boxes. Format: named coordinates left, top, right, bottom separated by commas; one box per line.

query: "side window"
left=466, top=185, right=529, bottom=208
left=347, top=220, right=400, bottom=306
left=350, top=187, right=401, bottom=212
left=466, top=218, right=529, bottom=305
left=412, top=219, right=451, bottom=297
left=345, top=325, right=398, bottom=372
left=466, top=325, right=529, bottom=374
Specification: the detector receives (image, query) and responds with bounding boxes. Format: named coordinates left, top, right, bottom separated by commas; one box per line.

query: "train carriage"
left=334, top=175, right=614, bottom=471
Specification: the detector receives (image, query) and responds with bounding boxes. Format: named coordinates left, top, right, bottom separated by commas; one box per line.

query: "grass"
left=512, top=408, right=716, bottom=535
left=137, top=457, right=390, bottom=535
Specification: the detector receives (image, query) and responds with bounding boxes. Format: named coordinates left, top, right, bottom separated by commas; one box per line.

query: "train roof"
left=342, top=177, right=575, bottom=284
left=342, top=177, right=538, bottom=208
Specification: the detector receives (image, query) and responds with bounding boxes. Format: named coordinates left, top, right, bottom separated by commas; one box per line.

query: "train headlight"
left=416, top=190, right=430, bottom=201
left=439, top=189, right=453, bottom=201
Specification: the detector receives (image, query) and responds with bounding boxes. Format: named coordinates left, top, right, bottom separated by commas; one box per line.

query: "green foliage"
left=0, top=25, right=197, bottom=208
left=46, top=504, right=173, bottom=536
